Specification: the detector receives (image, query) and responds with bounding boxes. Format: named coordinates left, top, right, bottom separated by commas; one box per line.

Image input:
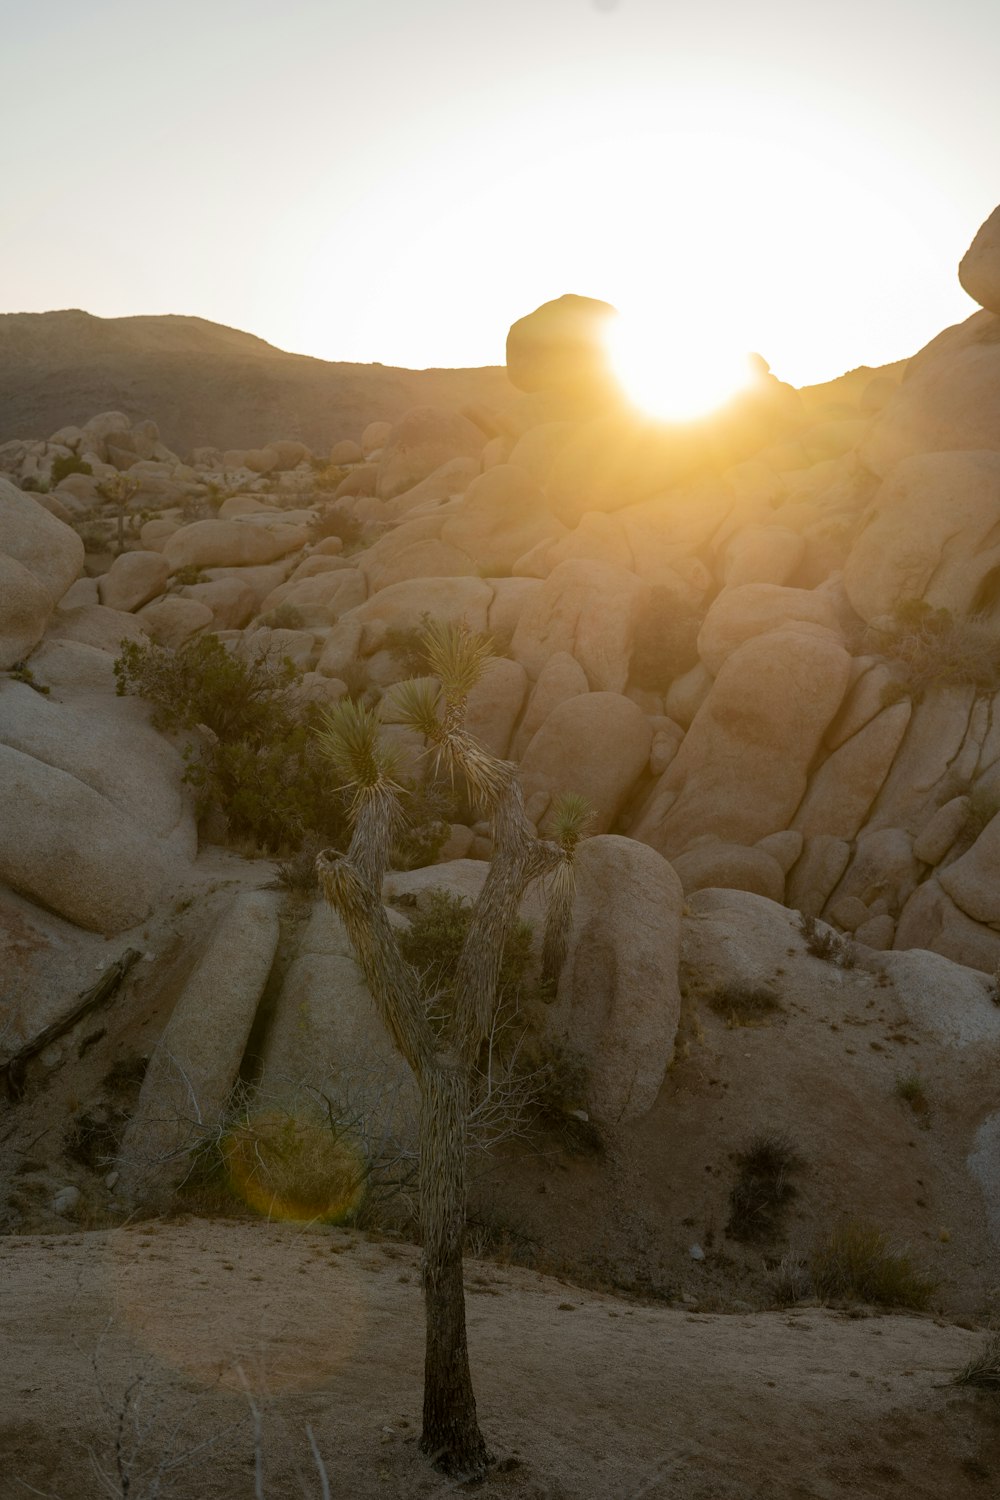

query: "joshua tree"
left=97, top=470, right=140, bottom=554
left=314, top=621, right=588, bottom=1477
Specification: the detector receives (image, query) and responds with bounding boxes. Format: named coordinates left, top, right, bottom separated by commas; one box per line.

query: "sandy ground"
left=2, top=1219, right=999, bottom=1500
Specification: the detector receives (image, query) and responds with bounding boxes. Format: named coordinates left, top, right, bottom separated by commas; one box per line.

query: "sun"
left=605, top=310, right=755, bottom=422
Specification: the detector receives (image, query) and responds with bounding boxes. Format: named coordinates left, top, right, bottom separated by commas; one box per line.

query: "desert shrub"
left=220, top=1108, right=366, bottom=1224
left=309, top=501, right=364, bottom=549
left=866, top=600, right=1000, bottom=699
left=50, top=452, right=93, bottom=486
left=398, top=889, right=533, bottom=1016
left=390, top=778, right=458, bottom=871
left=810, top=1221, right=937, bottom=1309
left=726, top=1129, right=802, bottom=1242
left=262, top=601, right=306, bottom=632
left=114, top=634, right=348, bottom=853
left=799, top=912, right=856, bottom=966
left=171, top=564, right=208, bottom=587
left=526, top=1039, right=603, bottom=1154
left=383, top=617, right=436, bottom=678
left=179, top=498, right=208, bottom=523
left=630, top=585, right=704, bottom=691
left=312, top=463, right=349, bottom=492
left=765, top=1253, right=813, bottom=1307
left=64, top=1101, right=130, bottom=1169
left=271, top=843, right=323, bottom=896
left=953, top=1334, right=1000, bottom=1390
left=708, top=982, right=783, bottom=1028
left=8, top=661, right=50, bottom=695
left=893, top=1073, right=930, bottom=1116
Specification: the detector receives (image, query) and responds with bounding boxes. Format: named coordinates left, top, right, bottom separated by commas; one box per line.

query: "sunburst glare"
left=605, top=311, right=756, bottom=422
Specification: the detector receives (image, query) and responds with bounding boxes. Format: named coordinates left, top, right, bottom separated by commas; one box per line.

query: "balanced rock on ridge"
left=505, top=294, right=618, bottom=401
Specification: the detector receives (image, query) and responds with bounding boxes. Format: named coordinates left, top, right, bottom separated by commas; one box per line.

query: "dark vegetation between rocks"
left=868, top=599, right=1000, bottom=700
left=809, top=1221, right=937, bottom=1309
left=114, top=634, right=348, bottom=854
left=112, top=634, right=454, bottom=864
left=798, top=912, right=856, bottom=967
left=708, top=982, right=784, bottom=1029
left=726, top=1129, right=802, bottom=1243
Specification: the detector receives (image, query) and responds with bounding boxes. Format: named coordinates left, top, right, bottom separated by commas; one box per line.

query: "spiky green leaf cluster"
left=420, top=618, right=495, bottom=706
left=316, top=698, right=405, bottom=801
left=547, top=792, right=595, bottom=854
left=390, top=677, right=443, bottom=741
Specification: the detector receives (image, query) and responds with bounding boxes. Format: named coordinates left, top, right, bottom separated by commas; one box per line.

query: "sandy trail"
left=2, top=1219, right=998, bottom=1499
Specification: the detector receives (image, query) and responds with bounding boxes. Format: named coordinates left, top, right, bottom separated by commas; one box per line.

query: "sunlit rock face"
left=374, top=405, right=486, bottom=500
left=505, top=293, right=618, bottom=401
left=843, top=450, right=1000, bottom=623
left=960, top=202, right=1000, bottom=317
left=860, top=311, right=1000, bottom=475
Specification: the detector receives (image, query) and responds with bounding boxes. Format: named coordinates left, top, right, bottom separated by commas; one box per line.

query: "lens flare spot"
left=606, top=312, right=754, bottom=422
left=222, top=1110, right=366, bottom=1225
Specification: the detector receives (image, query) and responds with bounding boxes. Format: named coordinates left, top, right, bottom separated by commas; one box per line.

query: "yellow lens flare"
left=606, top=312, right=755, bottom=422
left=222, top=1110, right=366, bottom=1225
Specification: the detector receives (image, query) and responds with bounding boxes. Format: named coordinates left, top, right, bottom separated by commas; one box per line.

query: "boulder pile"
left=4, top=202, right=1000, bottom=1178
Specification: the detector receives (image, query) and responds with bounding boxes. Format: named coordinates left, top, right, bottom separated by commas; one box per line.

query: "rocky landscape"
left=4, top=208, right=1000, bottom=1496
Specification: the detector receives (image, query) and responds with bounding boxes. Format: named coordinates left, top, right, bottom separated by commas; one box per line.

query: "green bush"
left=50, top=452, right=93, bottom=486
left=390, top=778, right=458, bottom=871
left=810, top=1221, right=937, bottom=1309
left=171, top=564, right=208, bottom=587
left=309, top=502, right=364, bottom=549
left=398, top=889, right=533, bottom=1016
left=383, top=617, right=437, bottom=678
left=114, top=634, right=348, bottom=853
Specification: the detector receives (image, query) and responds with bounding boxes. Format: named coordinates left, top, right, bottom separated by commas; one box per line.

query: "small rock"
left=688, top=1244, right=706, bottom=1261
left=51, top=1186, right=80, bottom=1215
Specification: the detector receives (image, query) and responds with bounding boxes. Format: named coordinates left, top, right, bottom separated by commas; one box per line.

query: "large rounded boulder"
left=375, top=406, right=486, bottom=501
left=843, top=450, right=1000, bottom=623
left=505, top=294, right=618, bottom=399
left=1, top=478, right=85, bottom=666
left=544, top=835, right=684, bottom=1122
left=959, top=202, right=1000, bottom=316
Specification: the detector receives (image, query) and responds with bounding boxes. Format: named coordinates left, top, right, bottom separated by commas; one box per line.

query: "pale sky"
left=2, top=0, right=997, bottom=388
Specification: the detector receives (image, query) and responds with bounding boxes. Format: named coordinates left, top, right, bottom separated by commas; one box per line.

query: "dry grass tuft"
left=952, top=1334, right=1000, bottom=1390
left=866, top=600, right=1000, bottom=699
left=810, top=1221, right=937, bottom=1309
left=708, top=983, right=784, bottom=1029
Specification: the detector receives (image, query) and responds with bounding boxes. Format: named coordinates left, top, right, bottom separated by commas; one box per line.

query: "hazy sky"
left=2, top=0, right=997, bottom=386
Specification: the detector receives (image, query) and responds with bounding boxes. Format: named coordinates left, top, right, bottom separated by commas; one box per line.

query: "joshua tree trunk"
left=417, top=1061, right=490, bottom=1473
left=315, top=624, right=587, bottom=1477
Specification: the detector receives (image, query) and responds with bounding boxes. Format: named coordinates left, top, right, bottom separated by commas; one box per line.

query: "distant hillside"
left=0, top=310, right=519, bottom=456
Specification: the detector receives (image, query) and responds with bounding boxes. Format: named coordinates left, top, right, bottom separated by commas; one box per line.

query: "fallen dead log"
left=1, top=947, right=142, bottom=1101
